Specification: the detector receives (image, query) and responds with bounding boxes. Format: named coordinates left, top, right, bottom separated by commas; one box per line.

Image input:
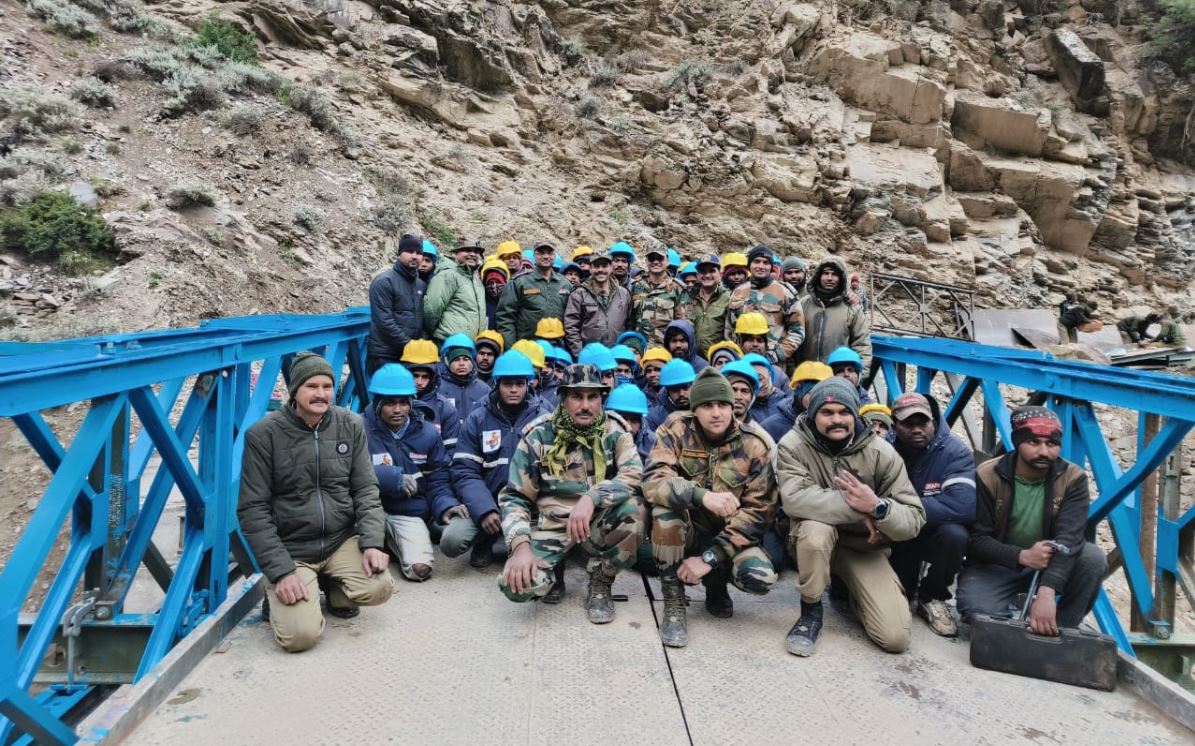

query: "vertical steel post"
left=1153, top=447, right=1181, bottom=635
left=1133, top=413, right=1160, bottom=633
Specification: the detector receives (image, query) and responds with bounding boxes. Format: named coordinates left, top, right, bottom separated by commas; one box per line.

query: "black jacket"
left=367, top=261, right=425, bottom=361
left=968, top=452, right=1090, bottom=591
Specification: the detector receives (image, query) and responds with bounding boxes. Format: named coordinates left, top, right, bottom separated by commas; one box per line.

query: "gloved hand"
left=401, top=473, right=419, bottom=497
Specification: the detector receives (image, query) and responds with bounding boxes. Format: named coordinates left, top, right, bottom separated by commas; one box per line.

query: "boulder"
left=1045, top=29, right=1107, bottom=115
left=980, top=154, right=1104, bottom=254
left=752, top=154, right=820, bottom=204
left=952, top=92, right=1051, bottom=157
left=846, top=142, right=943, bottom=199
left=808, top=35, right=946, bottom=124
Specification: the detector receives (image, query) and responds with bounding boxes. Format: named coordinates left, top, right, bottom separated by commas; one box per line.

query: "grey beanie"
left=288, top=351, right=335, bottom=399
left=806, top=377, right=861, bottom=419
left=781, top=256, right=806, bottom=272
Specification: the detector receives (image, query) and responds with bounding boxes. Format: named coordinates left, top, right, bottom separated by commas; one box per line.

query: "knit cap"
left=747, top=244, right=774, bottom=264
left=781, top=256, right=806, bottom=272
left=806, top=377, right=861, bottom=419
left=1010, top=406, right=1062, bottom=447
left=397, top=233, right=423, bottom=254
left=688, top=367, right=734, bottom=409
left=288, top=351, right=335, bottom=399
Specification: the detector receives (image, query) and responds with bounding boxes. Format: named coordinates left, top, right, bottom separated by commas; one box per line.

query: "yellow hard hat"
left=722, top=252, right=748, bottom=269
left=511, top=339, right=545, bottom=369
left=640, top=347, right=673, bottom=366
left=860, top=403, right=893, bottom=418
left=481, top=258, right=510, bottom=280
left=791, top=361, right=834, bottom=386
left=475, top=329, right=505, bottom=352
left=735, top=312, right=770, bottom=336
left=400, top=339, right=440, bottom=367
left=707, top=340, right=744, bottom=360
left=535, top=317, right=565, bottom=339
left=496, top=240, right=522, bottom=258
left=572, top=245, right=593, bottom=260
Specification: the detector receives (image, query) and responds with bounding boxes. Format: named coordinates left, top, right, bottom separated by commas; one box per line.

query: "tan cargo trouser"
left=265, top=536, right=395, bottom=653
left=790, top=520, right=911, bottom=653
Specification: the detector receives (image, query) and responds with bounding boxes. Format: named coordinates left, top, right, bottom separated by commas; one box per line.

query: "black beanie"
left=398, top=233, right=423, bottom=254
left=1010, top=406, right=1062, bottom=447
left=747, top=244, right=773, bottom=264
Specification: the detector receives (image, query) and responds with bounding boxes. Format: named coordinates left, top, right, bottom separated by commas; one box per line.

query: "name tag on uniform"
left=524, top=288, right=542, bottom=296
left=682, top=449, right=707, bottom=459
left=372, top=452, right=393, bottom=466
left=482, top=430, right=502, bottom=453
left=410, top=453, right=427, bottom=464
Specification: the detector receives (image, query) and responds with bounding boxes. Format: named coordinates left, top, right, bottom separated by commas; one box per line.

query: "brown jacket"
left=563, top=279, right=632, bottom=358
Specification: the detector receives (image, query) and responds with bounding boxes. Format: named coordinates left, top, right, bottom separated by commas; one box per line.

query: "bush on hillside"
left=1144, top=0, right=1195, bottom=74
left=70, top=77, right=117, bottom=108
left=0, top=191, right=116, bottom=273
left=193, top=16, right=257, bottom=63
left=26, top=0, right=100, bottom=39
left=0, top=88, right=81, bottom=138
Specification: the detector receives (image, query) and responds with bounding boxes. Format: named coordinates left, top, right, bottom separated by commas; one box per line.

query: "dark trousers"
left=761, top=515, right=796, bottom=572
left=956, top=541, right=1106, bottom=627
left=888, top=522, right=968, bottom=602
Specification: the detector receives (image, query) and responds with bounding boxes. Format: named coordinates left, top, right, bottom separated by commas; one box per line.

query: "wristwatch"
left=871, top=499, right=890, bottom=521
left=701, top=548, right=720, bottom=569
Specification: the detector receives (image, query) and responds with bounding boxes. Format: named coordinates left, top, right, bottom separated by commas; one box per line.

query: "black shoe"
left=702, top=575, right=734, bottom=619
left=543, top=564, right=566, bottom=605
left=469, top=537, right=495, bottom=569
left=261, top=596, right=270, bottom=622
left=586, top=569, right=616, bottom=624
left=659, top=577, right=688, bottom=648
left=318, top=575, right=360, bottom=618
left=785, top=599, right=824, bottom=657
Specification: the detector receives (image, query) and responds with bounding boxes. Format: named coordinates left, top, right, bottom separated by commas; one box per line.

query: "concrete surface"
left=128, top=552, right=1192, bottom=746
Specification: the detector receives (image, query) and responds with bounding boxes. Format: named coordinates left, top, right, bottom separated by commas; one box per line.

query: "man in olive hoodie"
left=777, top=378, right=925, bottom=656
left=238, top=352, right=394, bottom=653
left=796, top=256, right=871, bottom=376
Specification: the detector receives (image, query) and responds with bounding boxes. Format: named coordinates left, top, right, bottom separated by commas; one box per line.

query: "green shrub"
left=223, top=105, right=263, bottom=135
left=1144, top=0, right=1195, bottom=74
left=278, top=84, right=339, bottom=133
left=166, top=182, right=217, bottom=209
left=193, top=16, right=257, bottom=63
left=418, top=211, right=455, bottom=249
left=0, top=148, right=67, bottom=180
left=588, top=60, right=621, bottom=88
left=370, top=199, right=410, bottom=235
left=70, top=77, right=116, bottom=107
left=0, top=191, right=115, bottom=273
left=293, top=205, right=323, bottom=232
left=162, top=67, right=225, bottom=115
left=665, top=60, right=713, bottom=92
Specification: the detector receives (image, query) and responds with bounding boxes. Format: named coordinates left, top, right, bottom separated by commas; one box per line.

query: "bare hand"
left=1018, top=541, right=1056, bottom=570
left=502, top=543, right=545, bottom=595
left=273, top=573, right=308, bottom=605
left=567, top=494, right=596, bottom=543
left=481, top=512, right=502, bottom=535
left=863, top=516, right=882, bottom=545
left=835, top=472, right=879, bottom=514
left=1028, top=588, right=1059, bottom=636
left=702, top=491, right=740, bottom=518
left=362, top=547, right=389, bottom=575
left=441, top=505, right=469, bottom=523
left=847, top=290, right=860, bottom=306
left=677, top=556, right=713, bottom=585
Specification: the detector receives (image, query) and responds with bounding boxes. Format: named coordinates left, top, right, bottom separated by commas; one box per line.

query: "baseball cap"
left=892, top=393, right=933, bottom=422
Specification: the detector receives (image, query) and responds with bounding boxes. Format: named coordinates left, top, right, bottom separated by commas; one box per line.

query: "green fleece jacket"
left=237, top=405, right=384, bottom=582
left=424, top=258, right=486, bottom=342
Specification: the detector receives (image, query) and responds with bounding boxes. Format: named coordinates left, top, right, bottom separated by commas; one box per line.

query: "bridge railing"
left=871, top=335, right=1195, bottom=658
left=0, top=308, right=371, bottom=745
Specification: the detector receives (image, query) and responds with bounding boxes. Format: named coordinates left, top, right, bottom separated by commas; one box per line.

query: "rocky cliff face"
left=1, top=0, right=1192, bottom=335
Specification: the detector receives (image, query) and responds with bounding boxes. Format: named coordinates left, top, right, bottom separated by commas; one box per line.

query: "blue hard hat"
left=369, top=363, right=417, bottom=397
left=441, top=333, right=476, bottom=360
left=491, top=350, right=536, bottom=380
left=826, top=346, right=863, bottom=371
left=678, top=261, right=696, bottom=278
left=721, top=360, right=760, bottom=393
left=615, top=330, right=648, bottom=354
left=741, top=353, right=774, bottom=379
left=522, top=249, right=534, bottom=262
left=607, top=383, right=649, bottom=415
left=609, top=241, right=635, bottom=259
left=659, top=359, right=696, bottom=388
left=610, top=344, right=637, bottom=364
left=536, top=339, right=554, bottom=359
left=422, top=239, right=438, bottom=258
left=553, top=256, right=564, bottom=271
left=546, top=346, right=573, bottom=366
left=772, top=253, right=781, bottom=266
left=667, top=248, right=681, bottom=268
left=578, top=343, right=617, bottom=372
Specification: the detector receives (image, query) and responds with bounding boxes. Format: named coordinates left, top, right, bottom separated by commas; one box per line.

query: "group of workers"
left=237, top=236, right=1104, bottom=661
left=1059, top=292, right=1187, bottom=347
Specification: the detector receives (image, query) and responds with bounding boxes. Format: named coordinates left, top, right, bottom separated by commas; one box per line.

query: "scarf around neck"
left=544, top=406, right=608, bottom=480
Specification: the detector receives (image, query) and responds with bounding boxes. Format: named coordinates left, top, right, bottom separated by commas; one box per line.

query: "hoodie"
left=890, top=397, right=976, bottom=526
left=797, top=255, right=872, bottom=375
left=662, top=319, right=709, bottom=373
left=363, top=401, right=455, bottom=521
left=645, top=387, right=687, bottom=434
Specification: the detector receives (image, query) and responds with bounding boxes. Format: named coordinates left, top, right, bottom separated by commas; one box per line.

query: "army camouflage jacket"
left=631, top=274, right=688, bottom=346
left=499, top=413, right=643, bottom=549
left=724, top=279, right=805, bottom=363
left=642, top=412, right=777, bottom=563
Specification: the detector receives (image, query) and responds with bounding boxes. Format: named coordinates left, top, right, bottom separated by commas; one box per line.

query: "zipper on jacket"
left=315, top=428, right=327, bottom=559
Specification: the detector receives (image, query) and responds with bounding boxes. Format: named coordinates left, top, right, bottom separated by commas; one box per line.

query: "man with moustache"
left=366, top=233, right=426, bottom=375
left=564, top=250, right=633, bottom=357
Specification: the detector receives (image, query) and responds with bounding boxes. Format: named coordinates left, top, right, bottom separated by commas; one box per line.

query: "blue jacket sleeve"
left=425, top=436, right=457, bottom=523
left=920, top=438, right=977, bottom=525
left=438, top=401, right=461, bottom=454
left=374, top=462, right=404, bottom=501
left=451, top=417, right=500, bottom=520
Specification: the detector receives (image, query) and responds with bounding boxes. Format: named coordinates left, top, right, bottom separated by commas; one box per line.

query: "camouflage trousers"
left=651, top=506, right=777, bottom=595
left=499, top=499, right=647, bottom=602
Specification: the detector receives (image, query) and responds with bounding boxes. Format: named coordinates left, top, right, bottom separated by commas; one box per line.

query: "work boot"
left=702, top=574, right=733, bottom=619
left=469, top=535, right=496, bottom=569
left=785, top=599, right=824, bottom=657
left=319, top=576, right=360, bottom=619
left=659, top=577, right=688, bottom=648
left=586, top=568, right=617, bottom=624
left=917, top=599, right=958, bottom=637
left=543, top=564, right=566, bottom=605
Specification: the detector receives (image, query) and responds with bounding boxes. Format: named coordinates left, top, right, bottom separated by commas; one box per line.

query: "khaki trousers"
left=790, top=520, right=911, bottom=653
left=266, top=536, right=395, bottom=653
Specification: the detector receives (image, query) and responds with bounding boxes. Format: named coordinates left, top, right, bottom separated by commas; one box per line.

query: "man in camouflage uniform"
left=643, top=367, right=778, bottom=647
left=498, top=364, right=647, bottom=624
left=631, top=247, right=688, bottom=346
left=495, top=240, right=572, bottom=348
left=724, top=244, right=805, bottom=368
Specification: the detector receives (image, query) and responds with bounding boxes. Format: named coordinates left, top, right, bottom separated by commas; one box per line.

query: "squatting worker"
left=238, top=352, right=394, bottom=653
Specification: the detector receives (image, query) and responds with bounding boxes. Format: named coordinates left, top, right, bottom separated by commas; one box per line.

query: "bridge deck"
left=127, top=554, right=1189, bottom=745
